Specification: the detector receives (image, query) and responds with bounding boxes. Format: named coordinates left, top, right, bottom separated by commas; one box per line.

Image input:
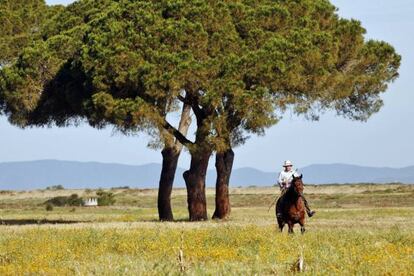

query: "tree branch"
left=177, top=95, right=189, bottom=104
left=178, top=93, right=205, bottom=124
left=163, top=119, right=194, bottom=146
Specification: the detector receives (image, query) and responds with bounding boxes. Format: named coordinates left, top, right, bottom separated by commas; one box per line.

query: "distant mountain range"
left=0, top=160, right=413, bottom=190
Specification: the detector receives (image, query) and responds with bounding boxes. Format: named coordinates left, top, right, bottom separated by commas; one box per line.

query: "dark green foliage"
left=0, top=0, right=62, bottom=114
left=96, top=190, right=116, bottom=206
left=45, top=203, right=53, bottom=211
left=45, top=185, right=64, bottom=190
left=0, top=0, right=62, bottom=66
left=45, top=193, right=83, bottom=207
left=0, top=0, right=400, bottom=146
left=45, top=196, right=67, bottom=207
left=67, top=194, right=83, bottom=206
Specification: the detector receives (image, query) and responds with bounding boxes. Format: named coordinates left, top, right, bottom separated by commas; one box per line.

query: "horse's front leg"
left=277, top=219, right=285, bottom=232
left=287, top=222, right=294, bottom=234
left=299, top=218, right=305, bottom=234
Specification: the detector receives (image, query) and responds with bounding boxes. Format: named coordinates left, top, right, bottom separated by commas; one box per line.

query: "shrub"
left=67, top=194, right=83, bottom=206
left=45, top=194, right=83, bottom=207
left=111, top=186, right=130, bottom=190
left=45, top=185, right=64, bottom=190
left=96, top=191, right=116, bottom=206
left=45, top=203, right=54, bottom=211
left=45, top=196, right=67, bottom=206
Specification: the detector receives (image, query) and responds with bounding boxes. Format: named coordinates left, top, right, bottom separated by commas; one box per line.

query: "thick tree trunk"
left=212, top=148, right=234, bottom=219
left=157, top=147, right=180, bottom=221
left=157, top=103, right=191, bottom=221
left=183, top=149, right=211, bottom=221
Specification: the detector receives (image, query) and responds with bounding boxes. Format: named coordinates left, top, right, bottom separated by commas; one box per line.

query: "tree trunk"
left=212, top=148, right=234, bottom=219
left=157, top=147, right=180, bottom=221
left=183, top=149, right=211, bottom=221
left=157, top=103, right=191, bottom=221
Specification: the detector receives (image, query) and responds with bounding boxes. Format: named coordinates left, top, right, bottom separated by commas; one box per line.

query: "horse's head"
left=291, top=173, right=304, bottom=195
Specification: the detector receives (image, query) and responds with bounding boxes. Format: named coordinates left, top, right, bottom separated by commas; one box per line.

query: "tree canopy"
left=0, top=0, right=63, bottom=66
left=0, top=0, right=63, bottom=113
left=0, top=0, right=400, bottom=141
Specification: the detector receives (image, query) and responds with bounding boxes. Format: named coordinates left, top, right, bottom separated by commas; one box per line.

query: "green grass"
left=0, top=184, right=413, bottom=275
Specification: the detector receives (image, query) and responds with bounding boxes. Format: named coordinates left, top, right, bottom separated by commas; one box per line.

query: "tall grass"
left=0, top=225, right=412, bottom=275
left=0, top=184, right=413, bottom=274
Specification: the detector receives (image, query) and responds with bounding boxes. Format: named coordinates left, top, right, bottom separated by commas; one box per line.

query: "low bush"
left=45, top=203, right=54, bottom=211
left=45, top=185, right=65, bottom=190
left=45, top=194, right=83, bottom=207
left=96, top=191, right=116, bottom=206
left=111, top=186, right=130, bottom=190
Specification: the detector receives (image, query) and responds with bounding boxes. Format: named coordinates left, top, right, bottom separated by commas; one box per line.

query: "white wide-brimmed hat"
left=283, top=160, right=293, bottom=167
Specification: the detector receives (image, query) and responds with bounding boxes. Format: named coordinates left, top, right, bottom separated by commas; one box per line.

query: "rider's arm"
left=277, top=172, right=284, bottom=189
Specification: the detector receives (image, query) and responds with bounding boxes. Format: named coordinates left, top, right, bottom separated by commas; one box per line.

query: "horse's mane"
left=284, top=175, right=304, bottom=199
left=292, top=175, right=304, bottom=194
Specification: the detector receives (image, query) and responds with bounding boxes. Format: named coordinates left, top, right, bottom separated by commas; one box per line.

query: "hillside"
left=0, top=160, right=413, bottom=190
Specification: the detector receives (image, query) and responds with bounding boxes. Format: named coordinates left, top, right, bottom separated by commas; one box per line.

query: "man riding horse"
left=276, top=160, right=315, bottom=218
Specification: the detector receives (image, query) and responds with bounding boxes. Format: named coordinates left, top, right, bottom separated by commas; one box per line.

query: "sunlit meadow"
left=1, top=184, right=413, bottom=275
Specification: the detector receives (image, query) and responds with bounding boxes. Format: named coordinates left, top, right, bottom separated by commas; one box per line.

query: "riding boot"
left=300, top=192, right=315, bottom=217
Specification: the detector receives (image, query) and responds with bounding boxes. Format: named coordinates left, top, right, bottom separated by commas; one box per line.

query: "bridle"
left=291, top=175, right=304, bottom=196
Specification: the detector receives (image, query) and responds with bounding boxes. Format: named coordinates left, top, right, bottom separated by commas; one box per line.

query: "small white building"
left=83, top=197, right=98, bottom=207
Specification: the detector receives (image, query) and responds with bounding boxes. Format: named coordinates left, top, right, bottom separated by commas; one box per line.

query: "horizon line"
left=0, top=159, right=412, bottom=171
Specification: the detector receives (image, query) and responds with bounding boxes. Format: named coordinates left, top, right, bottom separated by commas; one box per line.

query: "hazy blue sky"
left=0, top=0, right=412, bottom=171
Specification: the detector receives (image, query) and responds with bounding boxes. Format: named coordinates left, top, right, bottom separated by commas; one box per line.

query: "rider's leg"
left=276, top=189, right=286, bottom=218
left=276, top=197, right=282, bottom=218
left=300, top=192, right=315, bottom=217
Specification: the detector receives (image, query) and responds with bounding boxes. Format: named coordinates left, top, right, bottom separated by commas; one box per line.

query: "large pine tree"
left=0, top=0, right=400, bottom=220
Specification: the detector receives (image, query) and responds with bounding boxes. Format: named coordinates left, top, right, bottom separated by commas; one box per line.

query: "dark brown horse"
left=276, top=174, right=306, bottom=234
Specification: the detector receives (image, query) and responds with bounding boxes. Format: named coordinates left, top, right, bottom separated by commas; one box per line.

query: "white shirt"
left=277, top=169, right=295, bottom=189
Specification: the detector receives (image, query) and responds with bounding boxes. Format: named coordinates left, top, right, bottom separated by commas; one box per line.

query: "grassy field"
left=1, top=184, right=413, bottom=275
